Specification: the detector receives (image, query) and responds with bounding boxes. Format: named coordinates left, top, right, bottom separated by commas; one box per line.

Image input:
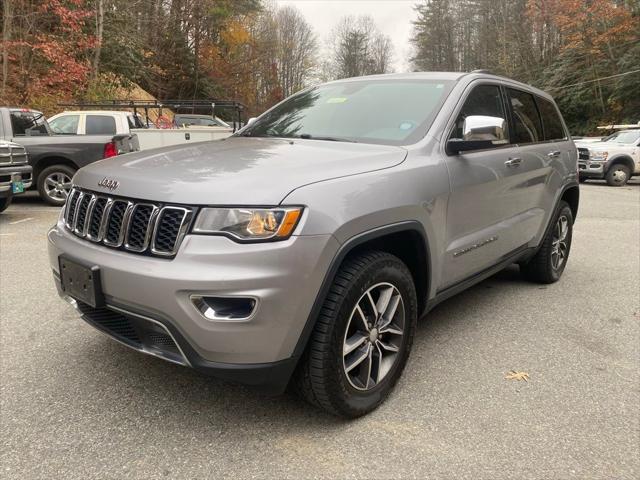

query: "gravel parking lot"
left=1, top=181, right=638, bottom=480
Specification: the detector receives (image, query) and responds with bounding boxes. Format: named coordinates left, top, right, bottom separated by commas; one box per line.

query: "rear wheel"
left=0, top=196, right=11, bottom=213
left=605, top=164, right=630, bottom=187
left=37, top=165, right=75, bottom=206
left=294, top=251, right=417, bottom=418
left=521, top=201, right=573, bottom=283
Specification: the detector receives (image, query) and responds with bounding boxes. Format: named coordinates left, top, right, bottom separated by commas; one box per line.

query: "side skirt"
left=425, top=245, right=534, bottom=314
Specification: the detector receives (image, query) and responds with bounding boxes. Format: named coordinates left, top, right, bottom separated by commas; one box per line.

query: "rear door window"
left=507, top=88, right=543, bottom=144
left=536, top=97, right=566, bottom=141
left=86, top=115, right=117, bottom=135
left=49, top=115, right=80, bottom=134
left=10, top=111, right=50, bottom=136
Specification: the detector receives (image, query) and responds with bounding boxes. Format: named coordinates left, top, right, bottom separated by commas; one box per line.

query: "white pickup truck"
left=576, top=129, right=640, bottom=186
left=48, top=110, right=233, bottom=151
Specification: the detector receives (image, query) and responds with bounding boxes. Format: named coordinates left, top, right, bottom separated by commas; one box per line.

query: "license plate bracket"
left=59, top=257, right=104, bottom=308
left=11, top=174, right=24, bottom=194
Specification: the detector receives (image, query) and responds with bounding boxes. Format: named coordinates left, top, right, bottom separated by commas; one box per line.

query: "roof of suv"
left=327, top=71, right=553, bottom=100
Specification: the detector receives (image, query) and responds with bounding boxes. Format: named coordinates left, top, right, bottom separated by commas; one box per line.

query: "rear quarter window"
left=86, top=115, right=116, bottom=135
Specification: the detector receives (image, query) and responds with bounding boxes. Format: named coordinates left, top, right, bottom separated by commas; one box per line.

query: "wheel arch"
left=607, top=155, right=635, bottom=174
left=33, top=157, right=78, bottom=187
left=561, top=184, right=579, bottom=221
left=292, top=221, right=431, bottom=359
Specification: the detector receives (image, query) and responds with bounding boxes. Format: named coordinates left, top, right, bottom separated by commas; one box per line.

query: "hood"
left=74, top=137, right=407, bottom=205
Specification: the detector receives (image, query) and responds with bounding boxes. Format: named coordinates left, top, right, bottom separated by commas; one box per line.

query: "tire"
left=0, top=196, right=11, bottom=213
left=294, top=251, right=418, bottom=418
left=605, top=163, right=631, bottom=187
left=521, top=200, right=573, bottom=284
left=37, top=164, right=76, bottom=206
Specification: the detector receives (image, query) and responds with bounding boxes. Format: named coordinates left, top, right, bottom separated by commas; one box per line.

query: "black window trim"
left=444, top=80, right=516, bottom=156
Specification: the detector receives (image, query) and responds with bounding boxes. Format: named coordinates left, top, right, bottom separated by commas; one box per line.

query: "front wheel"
left=37, top=165, right=76, bottom=206
left=521, top=201, right=573, bottom=284
left=294, top=251, right=417, bottom=418
left=605, top=164, right=630, bottom=187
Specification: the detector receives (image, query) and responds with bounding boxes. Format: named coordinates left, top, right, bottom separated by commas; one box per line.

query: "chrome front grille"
left=64, top=188, right=193, bottom=257
left=0, top=142, right=28, bottom=166
left=577, top=148, right=589, bottom=161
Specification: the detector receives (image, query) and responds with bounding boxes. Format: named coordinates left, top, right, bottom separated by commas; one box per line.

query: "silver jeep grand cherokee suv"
left=48, top=72, right=578, bottom=417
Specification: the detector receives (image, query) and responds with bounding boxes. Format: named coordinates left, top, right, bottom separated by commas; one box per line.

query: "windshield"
left=10, top=110, right=51, bottom=136
left=239, top=79, right=454, bottom=146
left=603, top=130, right=640, bottom=144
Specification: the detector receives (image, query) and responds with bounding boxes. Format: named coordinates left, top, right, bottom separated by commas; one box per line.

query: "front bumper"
left=578, top=160, right=605, bottom=178
left=48, top=217, right=338, bottom=389
left=0, top=165, right=33, bottom=197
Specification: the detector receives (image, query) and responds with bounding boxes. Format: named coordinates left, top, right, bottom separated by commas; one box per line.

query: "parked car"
left=48, top=110, right=232, bottom=151
left=0, top=108, right=139, bottom=205
left=48, top=72, right=579, bottom=417
left=0, top=141, right=32, bottom=212
left=576, top=129, right=640, bottom=186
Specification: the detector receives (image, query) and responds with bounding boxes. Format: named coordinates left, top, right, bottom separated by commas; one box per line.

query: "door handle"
left=505, top=157, right=522, bottom=167
left=547, top=150, right=561, bottom=158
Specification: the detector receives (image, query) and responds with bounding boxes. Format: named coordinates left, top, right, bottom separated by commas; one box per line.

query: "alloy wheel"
left=44, top=172, right=72, bottom=202
left=551, top=215, right=569, bottom=270
left=342, top=282, right=405, bottom=391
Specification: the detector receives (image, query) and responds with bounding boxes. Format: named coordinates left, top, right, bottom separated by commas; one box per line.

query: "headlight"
left=590, top=151, right=608, bottom=161
left=192, top=207, right=303, bottom=241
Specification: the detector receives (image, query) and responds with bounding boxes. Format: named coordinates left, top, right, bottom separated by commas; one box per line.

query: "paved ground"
left=1, top=181, right=639, bottom=480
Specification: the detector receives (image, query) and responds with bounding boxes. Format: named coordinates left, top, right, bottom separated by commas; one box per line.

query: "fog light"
left=191, top=296, right=256, bottom=320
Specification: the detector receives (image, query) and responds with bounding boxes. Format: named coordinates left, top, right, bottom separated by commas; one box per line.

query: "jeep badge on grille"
left=98, top=177, right=119, bottom=191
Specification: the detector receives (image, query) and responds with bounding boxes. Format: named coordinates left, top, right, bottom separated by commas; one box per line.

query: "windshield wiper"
left=299, top=133, right=357, bottom=143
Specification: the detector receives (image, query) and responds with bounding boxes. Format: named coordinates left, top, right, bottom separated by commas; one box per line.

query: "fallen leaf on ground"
left=505, top=371, right=530, bottom=382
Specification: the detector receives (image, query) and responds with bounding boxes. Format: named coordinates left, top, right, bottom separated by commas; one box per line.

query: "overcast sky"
left=276, top=0, right=418, bottom=72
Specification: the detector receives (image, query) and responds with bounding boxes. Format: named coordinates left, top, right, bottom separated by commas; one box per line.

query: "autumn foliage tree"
left=1, top=0, right=95, bottom=109
left=411, top=0, right=640, bottom=133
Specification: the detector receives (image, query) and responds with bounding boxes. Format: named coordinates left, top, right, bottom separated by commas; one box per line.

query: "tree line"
left=0, top=0, right=393, bottom=117
left=1, top=0, right=638, bottom=133
left=411, top=0, right=640, bottom=133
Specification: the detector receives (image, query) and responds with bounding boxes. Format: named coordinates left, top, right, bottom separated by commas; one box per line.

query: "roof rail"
left=471, top=69, right=492, bottom=74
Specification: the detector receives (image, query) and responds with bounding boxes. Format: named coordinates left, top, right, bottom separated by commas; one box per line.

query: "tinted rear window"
left=536, top=97, right=566, bottom=141
left=507, top=88, right=543, bottom=144
left=86, top=115, right=116, bottom=135
left=10, top=111, right=49, bottom=136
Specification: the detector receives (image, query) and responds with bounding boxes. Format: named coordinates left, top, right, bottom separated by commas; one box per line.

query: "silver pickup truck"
left=0, top=108, right=139, bottom=205
left=0, top=141, right=32, bottom=212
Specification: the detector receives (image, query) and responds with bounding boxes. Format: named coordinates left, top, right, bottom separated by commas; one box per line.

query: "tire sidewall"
left=546, top=204, right=573, bottom=281
left=328, top=256, right=417, bottom=415
left=606, top=164, right=630, bottom=187
left=38, top=165, right=75, bottom=206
